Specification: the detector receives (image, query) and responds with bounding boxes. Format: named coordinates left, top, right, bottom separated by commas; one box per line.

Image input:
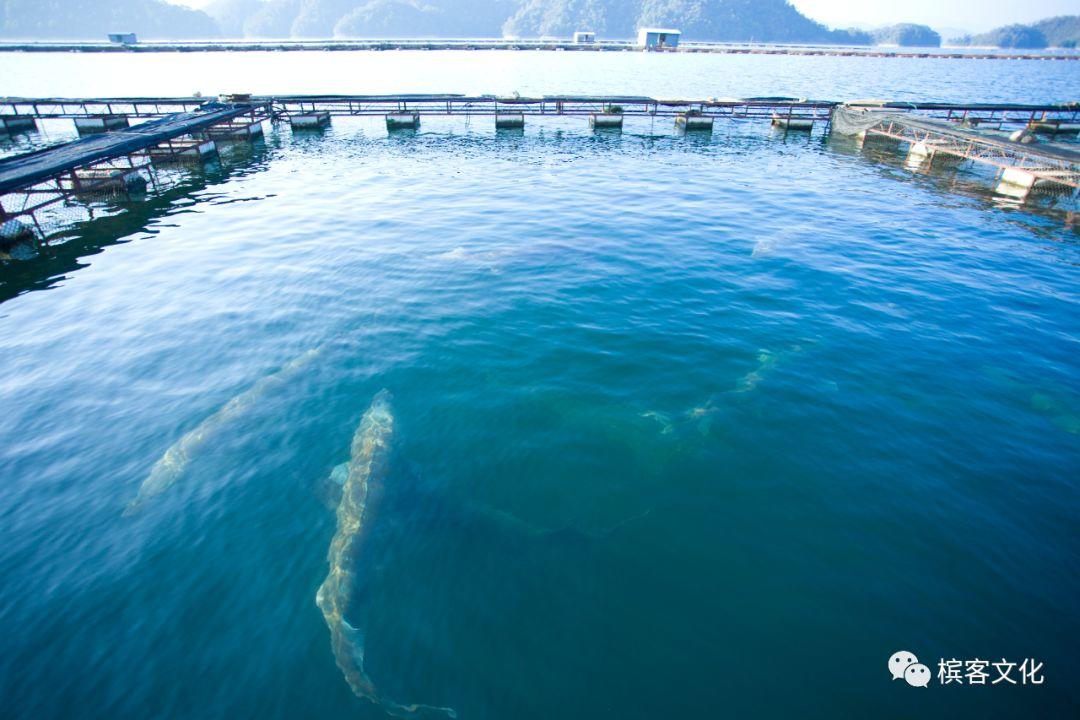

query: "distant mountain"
left=205, top=0, right=267, bottom=37
left=334, top=1, right=517, bottom=39
left=507, top=0, right=871, bottom=44
left=243, top=0, right=302, bottom=38
left=220, top=0, right=872, bottom=43
left=0, top=0, right=219, bottom=40
left=871, top=23, right=940, bottom=47
left=9, top=1, right=1069, bottom=48
left=949, top=16, right=1079, bottom=49
left=505, top=0, right=638, bottom=39
left=952, top=24, right=1047, bottom=49
left=1032, top=15, right=1080, bottom=48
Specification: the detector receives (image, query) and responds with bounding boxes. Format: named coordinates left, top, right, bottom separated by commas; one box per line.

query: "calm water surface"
left=1, top=52, right=1078, bottom=719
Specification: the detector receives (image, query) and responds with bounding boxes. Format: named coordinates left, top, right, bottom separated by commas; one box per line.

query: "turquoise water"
left=1, top=52, right=1079, bottom=718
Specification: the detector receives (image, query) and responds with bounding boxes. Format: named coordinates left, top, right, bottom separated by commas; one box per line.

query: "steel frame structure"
left=864, top=104, right=1080, bottom=131
left=263, top=95, right=839, bottom=125
left=4, top=96, right=1077, bottom=133
left=3, top=97, right=1077, bottom=247
left=0, top=98, right=206, bottom=120
left=0, top=104, right=272, bottom=245
left=0, top=153, right=158, bottom=245
left=864, top=117, right=1080, bottom=190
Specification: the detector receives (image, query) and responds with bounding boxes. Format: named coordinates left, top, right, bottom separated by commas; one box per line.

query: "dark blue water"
left=1, top=53, right=1078, bottom=719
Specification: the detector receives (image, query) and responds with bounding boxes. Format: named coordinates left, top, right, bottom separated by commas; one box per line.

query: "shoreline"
left=0, top=40, right=1077, bottom=61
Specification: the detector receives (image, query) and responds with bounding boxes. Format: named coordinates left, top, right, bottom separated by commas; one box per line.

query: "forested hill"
left=504, top=0, right=869, bottom=44
left=870, top=24, right=940, bottom=47
left=6, top=1, right=1072, bottom=47
left=0, top=0, right=869, bottom=43
left=0, top=0, right=219, bottom=40
left=950, top=15, right=1080, bottom=49
left=210, top=0, right=871, bottom=42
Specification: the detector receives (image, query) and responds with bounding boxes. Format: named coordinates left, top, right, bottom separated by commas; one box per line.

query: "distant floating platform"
left=1, top=40, right=1078, bottom=61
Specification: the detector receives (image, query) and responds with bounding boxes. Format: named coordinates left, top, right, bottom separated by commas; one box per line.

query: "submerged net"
left=830, top=106, right=904, bottom=136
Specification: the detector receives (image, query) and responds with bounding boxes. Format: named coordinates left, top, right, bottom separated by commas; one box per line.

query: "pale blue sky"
left=171, top=1, right=1078, bottom=34
left=790, top=0, right=1077, bottom=32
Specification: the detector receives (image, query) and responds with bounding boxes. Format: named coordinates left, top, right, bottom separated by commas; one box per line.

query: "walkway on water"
left=1, top=40, right=1078, bottom=61
left=3, top=95, right=1078, bottom=126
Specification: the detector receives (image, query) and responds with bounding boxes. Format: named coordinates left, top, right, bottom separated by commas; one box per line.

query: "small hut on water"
left=637, top=28, right=680, bottom=48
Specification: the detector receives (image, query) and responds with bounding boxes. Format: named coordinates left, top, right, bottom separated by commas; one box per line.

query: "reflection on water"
left=0, top=138, right=273, bottom=301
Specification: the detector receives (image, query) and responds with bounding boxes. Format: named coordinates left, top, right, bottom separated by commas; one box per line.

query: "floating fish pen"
left=7, top=95, right=1076, bottom=136
left=266, top=94, right=837, bottom=126
left=1, top=95, right=1077, bottom=249
left=833, top=105, right=1080, bottom=200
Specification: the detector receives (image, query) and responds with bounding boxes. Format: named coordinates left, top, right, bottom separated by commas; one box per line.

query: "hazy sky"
left=790, top=0, right=1076, bottom=32
left=171, top=0, right=1077, bottom=34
